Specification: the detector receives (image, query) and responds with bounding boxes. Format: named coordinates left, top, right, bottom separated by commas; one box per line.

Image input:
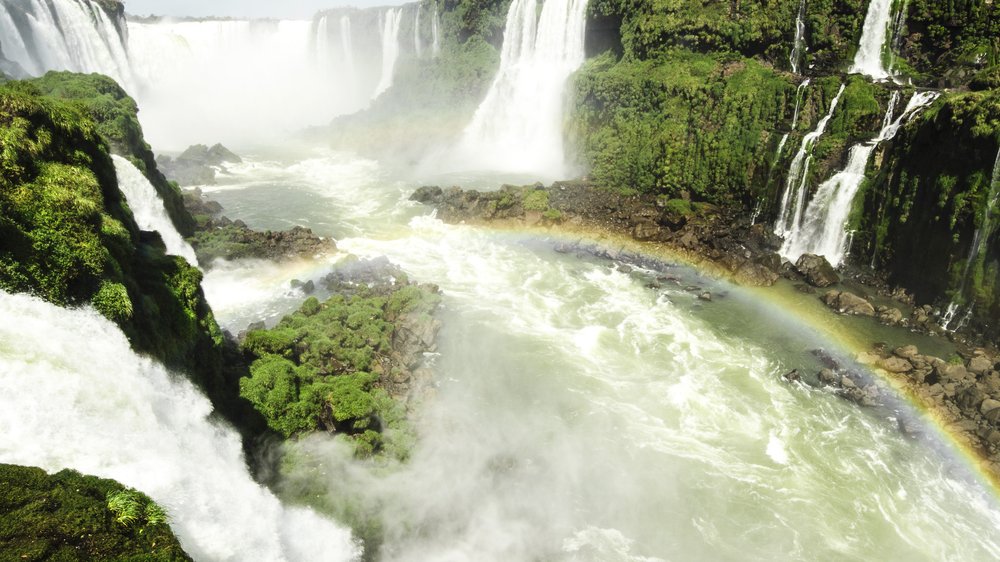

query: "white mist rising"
left=0, top=291, right=360, bottom=562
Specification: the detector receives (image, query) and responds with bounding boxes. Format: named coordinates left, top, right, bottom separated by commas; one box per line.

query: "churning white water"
left=450, top=0, right=588, bottom=179
left=112, top=155, right=199, bottom=265
left=850, top=0, right=894, bottom=80
left=189, top=150, right=1000, bottom=560
left=775, top=84, right=846, bottom=238
left=0, top=291, right=360, bottom=561
left=779, top=91, right=940, bottom=265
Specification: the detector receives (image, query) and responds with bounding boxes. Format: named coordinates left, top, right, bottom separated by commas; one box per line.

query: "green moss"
left=522, top=190, right=550, bottom=212
left=0, top=464, right=190, bottom=561
left=240, top=285, right=440, bottom=457
left=92, top=281, right=133, bottom=321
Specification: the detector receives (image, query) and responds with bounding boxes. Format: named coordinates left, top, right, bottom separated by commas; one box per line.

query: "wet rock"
left=877, top=356, right=913, bottom=373
left=969, top=356, right=994, bottom=376
left=893, top=345, right=920, bottom=359
left=822, top=290, right=875, bottom=316
left=957, top=386, right=986, bottom=412
left=411, top=185, right=443, bottom=204
left=818, top=369, right=839, bottom=385
left=795, top=254, right=840, bottom=287
left=291, top=279, right=316, bottom=295
left=936, top=363, right=972, bottom=383
left=732, top=261, right=779, bottom=287
left=981, top=399, right=1000, bottom=416
left=698, top=292, right=712, bottom=302
left=632, top=222, right=661, bottom=241
left=876, top=306, right=904, bottom=325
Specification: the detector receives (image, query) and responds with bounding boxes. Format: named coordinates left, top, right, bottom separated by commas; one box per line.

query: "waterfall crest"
left=112, top=155, right=199, bottom=266
left=452, top=0, right=588, bottom=179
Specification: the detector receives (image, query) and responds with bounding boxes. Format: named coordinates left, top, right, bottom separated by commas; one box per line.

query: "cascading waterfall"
left=774, top=79, right=812, bottom=159
left=850, top=0, right=894, bottom=80
left=774, top=84, right=846, bottom=239
left=0, top=0, right=136, bottom=89
left=431, top=3, right=441, bottom=56
left=0, top=0, right=411, bottom=149
left=452, top=0, right=588, bottom=178
left=945, top=146, right=1000, bottom=324
left=789, top=0, right=807, bottom=74
left=414, top=5, right=422, bottom=57
left=780, top=91, right=940, bottom=265
left=112, top=155, right=199, bottom=266
left=0, top=290, right=360, bottom=561
left=373, top=8, right=403, bottom=99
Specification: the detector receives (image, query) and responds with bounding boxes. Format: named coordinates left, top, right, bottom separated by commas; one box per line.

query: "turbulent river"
left=182, top=147, right=1000, bottom=560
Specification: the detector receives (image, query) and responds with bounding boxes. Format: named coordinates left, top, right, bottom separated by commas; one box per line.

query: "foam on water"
left=0, top=291, right=360, bottom=561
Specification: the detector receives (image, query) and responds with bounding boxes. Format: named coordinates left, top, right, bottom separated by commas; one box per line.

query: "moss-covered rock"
left=239, top=259, right=441, bottom=459
left=0, top=464, right=190, bottom=561
left=0, top=77, right=265, bottom=442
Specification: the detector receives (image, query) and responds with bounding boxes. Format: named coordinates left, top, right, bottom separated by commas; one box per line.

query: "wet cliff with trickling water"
left=567, top=0, right=1000, bottom=338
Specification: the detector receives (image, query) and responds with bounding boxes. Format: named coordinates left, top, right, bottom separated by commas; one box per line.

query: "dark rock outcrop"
left=158, top=143, right=242, bottom=186
left=795, top=254, right=840, bottom=288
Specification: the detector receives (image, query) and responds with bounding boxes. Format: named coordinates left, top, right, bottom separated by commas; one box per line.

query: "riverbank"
left=411, top=180, right=1000, bottom=484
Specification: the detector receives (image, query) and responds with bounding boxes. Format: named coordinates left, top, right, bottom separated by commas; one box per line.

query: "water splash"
left=451, top=0, right=589, bottom=179
left=0, top=290, right=360, bottom=561
left=112, top=155, right=199, bottom=266
left=780, top=91, right=939, bottom=265
left=774, top=84, right=846, bottom=238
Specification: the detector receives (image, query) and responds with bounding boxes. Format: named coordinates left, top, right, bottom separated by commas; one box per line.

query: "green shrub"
left=523, top=190, right=550, bottom=211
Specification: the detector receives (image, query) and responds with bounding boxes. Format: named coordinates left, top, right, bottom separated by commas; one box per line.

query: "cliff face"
left=0, top=76, right=261, bottom=437
left=570, top=0, right=1000, bottom=338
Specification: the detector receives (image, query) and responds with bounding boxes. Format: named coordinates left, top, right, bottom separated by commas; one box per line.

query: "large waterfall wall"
left=0, top=0, right=438, bottom=149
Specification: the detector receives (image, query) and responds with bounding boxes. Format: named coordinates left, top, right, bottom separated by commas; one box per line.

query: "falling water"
left=0, top=290, right=360, bottom=561
left=414, top=4, right=422, bottom=57
left=947, top=146, right=1000, bottom=319
left=111, top=155, right=199, bottom=266
left=0, top=0, right=135, bottom=88
left=850, top=0, right=894, bottom=80
left=775, top=79, right=812, bottom=160
left=373, top=8, right=403, bottom=99
left=452, top=0, right=589, bottom=178
left=789, top=0, right=807, bottom=74
left=780, top=91, right=940, bottom=265
left=431, top=3, right=441, bottom=56
left=774, top=84, right=846, bottom=238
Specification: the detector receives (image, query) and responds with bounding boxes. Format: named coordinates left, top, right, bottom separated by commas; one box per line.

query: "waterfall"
left=789, top=0, right=807, bottom=74
left=850, top=0, right=894, bottom=80
left=780, top=91, right=940, bottom=265
left=951, top=146, right=1000, bottom=306
left=112, top=155, right=199, bottom=266
left=0, top=0, right=136, bottom=89
left=791, top=79, right=810, bottom=129
left=373, top=8, right=403, bottom=99
left=414, top=4, right=422, bottom=57
left=774, top=84, right=846, bottom=238
left=0, top=291, right=360, bottom=561
left=431, top=3, right=441, bottom=56
left=315, top=15, right=330, bottom=68
left=453, top=0, right=588, bottom=178
left=886, top=0, right=911, bottom=77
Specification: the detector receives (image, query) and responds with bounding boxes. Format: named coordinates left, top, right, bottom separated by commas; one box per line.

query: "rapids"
left=195, top=149, right=1000, bottom=561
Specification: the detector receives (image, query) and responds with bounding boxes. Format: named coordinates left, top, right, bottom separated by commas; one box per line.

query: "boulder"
left=632, top=222, right=661, bottom=241
left=957, top=386, right=986, bottom=412
left=968, top=356, right=994, bottom=376
left=877, top=356, right=913, bottom=373
left=981, top=399, right=1000, bottom=416
left=893, top=345, right=920, bottom=359
left=823, top=291, right=875, bottom=316
left=936, top=363, right=971, bottom=383
left=795, top=254, right=840, bottom=287
left=876, top=306, right=904, bottom=325
left=732, top=261, right=779, bottom=287
left=411, top=185, right=443, bottom=204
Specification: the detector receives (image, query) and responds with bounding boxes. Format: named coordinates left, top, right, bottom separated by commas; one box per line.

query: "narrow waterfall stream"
left=775, top=84, right=846, bottom=238
left=850, top=0, right=894, bottom=80
left=780, top=91, right=940, bottom=265
left=112, top=155, right=200, bottom=265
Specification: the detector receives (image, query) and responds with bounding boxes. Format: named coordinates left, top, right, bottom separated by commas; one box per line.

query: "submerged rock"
left=822, top=290, right=875, bottom=316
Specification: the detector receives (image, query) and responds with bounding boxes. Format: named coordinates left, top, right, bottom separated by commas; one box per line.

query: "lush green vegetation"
left=0, top=78, right=264, bottom=441
left=240, top=285, right=440, bottom=459
left=0, top=464, right=189, bottom=561
left=902, top=0, right=999, bottom=84
left=856, top=89, right=1000, bottom=329
left=28, top=72, right=195, bottom=236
